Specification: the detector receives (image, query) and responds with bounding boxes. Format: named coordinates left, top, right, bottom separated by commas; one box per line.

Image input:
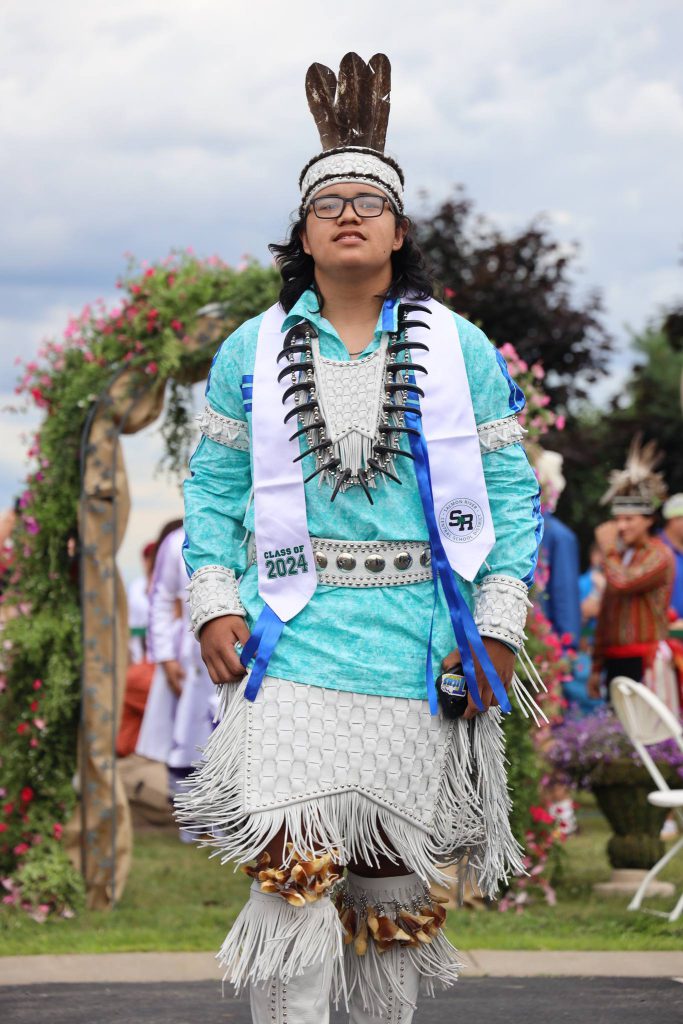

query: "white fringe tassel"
left=219, top=881, right=345, bottom=997
left=465, top=710, right=526, bottom=896
left=337, top=872, right=462, bottom=1016
left=175, top=682, right=523, bottom=897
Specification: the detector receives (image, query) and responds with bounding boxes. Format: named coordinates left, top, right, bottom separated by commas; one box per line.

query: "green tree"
left=554, top=326, right=683, bottom=558
left=413, top=187, right=613, bottom=405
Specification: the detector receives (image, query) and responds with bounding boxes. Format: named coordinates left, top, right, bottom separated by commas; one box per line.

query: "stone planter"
left=589, top=760, right=675, bottom=870
left=589, top=757, right=679, bottom=876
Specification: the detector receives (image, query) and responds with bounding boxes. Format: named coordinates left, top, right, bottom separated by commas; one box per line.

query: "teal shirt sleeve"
left=455, top=314, right=543, bottom=587
left=182, top=321, right=256, bottom=579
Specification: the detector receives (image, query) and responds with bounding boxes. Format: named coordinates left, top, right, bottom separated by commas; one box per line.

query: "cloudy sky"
left=1, top=0, right=682, bottom=579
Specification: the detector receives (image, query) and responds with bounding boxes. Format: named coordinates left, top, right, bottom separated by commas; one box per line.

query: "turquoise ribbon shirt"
left=183, top=289, right=542, bottom=700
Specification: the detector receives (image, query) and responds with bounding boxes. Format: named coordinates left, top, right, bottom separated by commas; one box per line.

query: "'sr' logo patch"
left=439, top=498, right=485, bottom=543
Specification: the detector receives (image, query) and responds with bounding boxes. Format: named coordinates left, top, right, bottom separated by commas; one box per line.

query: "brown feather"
left=305, top=62, right=339, bottom=150
left=335, top=52, right=366, bottom=145
left=365, top=53, right=391, bottom=150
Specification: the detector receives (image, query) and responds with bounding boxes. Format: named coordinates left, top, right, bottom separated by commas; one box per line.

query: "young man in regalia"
left=178, top=53, right=543, bottom=1024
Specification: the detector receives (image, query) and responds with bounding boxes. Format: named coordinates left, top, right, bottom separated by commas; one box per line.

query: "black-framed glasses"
left=308, top=194, right=392, bottom=219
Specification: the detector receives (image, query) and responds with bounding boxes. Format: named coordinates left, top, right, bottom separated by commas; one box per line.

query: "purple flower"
left=547, top=708, right=683, bottom=788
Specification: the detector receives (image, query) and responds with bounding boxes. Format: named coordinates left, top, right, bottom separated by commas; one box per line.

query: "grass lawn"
left=1, top=795, right=681, bottom=955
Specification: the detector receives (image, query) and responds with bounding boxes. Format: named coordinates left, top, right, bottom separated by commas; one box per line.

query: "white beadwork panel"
left=312, top=338, right=387, bottom=443
left=199, top=403, right=250, bottom=451
left=244, top=678, right=450, bottom=830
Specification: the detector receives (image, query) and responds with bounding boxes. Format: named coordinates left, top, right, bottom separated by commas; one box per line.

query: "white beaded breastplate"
left=278, top=313, right=429, bottom=502
left=311, top=336, right=389, bottom=486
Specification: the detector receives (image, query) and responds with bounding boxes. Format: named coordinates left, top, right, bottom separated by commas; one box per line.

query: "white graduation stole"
left=407, top=297, right=494, bottom=581
left=251, top=304, right=317, bottom=622
left=251, top=297, right=494, bottom=622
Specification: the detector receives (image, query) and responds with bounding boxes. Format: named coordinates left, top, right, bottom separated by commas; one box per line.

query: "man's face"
left=614, top=513, right=653, bottom=547
left=299, top=182, right=406, bottom=279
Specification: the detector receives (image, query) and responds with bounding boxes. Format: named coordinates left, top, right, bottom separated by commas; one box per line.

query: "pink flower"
left=24, top=517, right=40, bottom=535
left=443, top=287, right=456, bottom=300
left=20, top=787, right=34, bottom=804
left=33, top=680, right=42, bottom=690
left=555, top=414, right=566, bottom=430
left=144, top=362, right=158, bottom=375
left=53, top=823, right=63, bottom=840
left=0, top=823, right=7, bottom=833
left=33, top=718, right=46, bottom=730
left=13, top=842, right=29, bottom=856
left=29, top=739, right=38, bottom=748
left=530, top=805, right=555, bottom=825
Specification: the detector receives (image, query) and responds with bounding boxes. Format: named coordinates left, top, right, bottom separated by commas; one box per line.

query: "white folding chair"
left=610, top=676, right=683, bottom=922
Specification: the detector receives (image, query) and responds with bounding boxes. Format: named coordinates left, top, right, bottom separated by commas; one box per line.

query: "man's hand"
left=442, top=638, right=516, bottom=721
left=200, top=615, right=251, bottom=685
left=161, top=659, right=185, bottom=697
left=595, top=520, right=619, bottom=555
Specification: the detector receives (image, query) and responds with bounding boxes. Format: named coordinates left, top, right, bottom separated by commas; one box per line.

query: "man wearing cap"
left=177, top=53, right=542, bottom=1024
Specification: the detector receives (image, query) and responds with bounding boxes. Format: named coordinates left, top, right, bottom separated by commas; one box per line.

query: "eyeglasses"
left=308, top=194, right=392, bottom=219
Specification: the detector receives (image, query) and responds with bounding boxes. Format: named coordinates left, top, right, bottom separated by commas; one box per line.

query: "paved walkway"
left=1, top=978, right=682, bottom=1024
left=1, top=949, right=682, bottom=985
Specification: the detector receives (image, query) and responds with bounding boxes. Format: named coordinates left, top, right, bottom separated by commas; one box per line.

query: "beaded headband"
left=601, top=436, right=668, bottom=517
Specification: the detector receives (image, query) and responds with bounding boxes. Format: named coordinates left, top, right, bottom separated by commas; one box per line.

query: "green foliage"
left=14, top=842, right=86, bottom=917
left=0, top=251, right=279, bottom=914
left=554, top=326, right=683, bottom=558
left=413, top=187, right=612, bottom=405
left=503, top=695, right=541, bottom=847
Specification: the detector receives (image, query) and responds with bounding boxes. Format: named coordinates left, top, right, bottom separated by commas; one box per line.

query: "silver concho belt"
left=249, top=537, right=433, bottom=587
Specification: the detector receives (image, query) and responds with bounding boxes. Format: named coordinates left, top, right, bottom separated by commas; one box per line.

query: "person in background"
left=127, top=540, right=156, bottom=664
left=579, top=543, right=606, bottom=636
left=589, top=439, right=674, bottom=701
left=136, top=520, right=218, bottom=839
left=534, top=450, right=581, bottom=833
left=535, top=449, right=581, bottom=650
left=660, top=493, right=683, bottom=626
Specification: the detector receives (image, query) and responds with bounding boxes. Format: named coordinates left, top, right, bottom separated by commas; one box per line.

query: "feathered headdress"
left=299, top=52, right=404, bottom=214
left=600, top=436, right=668, bottom=516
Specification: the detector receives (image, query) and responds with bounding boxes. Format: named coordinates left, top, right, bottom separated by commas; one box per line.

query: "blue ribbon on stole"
left=400, top=357, right=512, bottom=718
left=240, top=605, right=285, bottom=701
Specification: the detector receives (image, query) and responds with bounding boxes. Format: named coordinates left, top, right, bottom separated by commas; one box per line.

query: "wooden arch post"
left=68, top=313, right=230, bottom=910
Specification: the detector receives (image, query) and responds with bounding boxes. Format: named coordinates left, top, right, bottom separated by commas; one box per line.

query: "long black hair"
left=268, top=211, right=434, bottom=313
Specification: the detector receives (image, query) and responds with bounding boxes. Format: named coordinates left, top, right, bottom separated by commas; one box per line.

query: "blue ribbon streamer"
left=240, top=605, right=285, bottom=702
left=404, top=406, right=512, bottom=716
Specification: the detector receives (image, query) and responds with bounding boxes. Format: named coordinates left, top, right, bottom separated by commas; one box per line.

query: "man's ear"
left=300, top=224, right=311, bottom=256
left=392, top=217, right=409, bottom=252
